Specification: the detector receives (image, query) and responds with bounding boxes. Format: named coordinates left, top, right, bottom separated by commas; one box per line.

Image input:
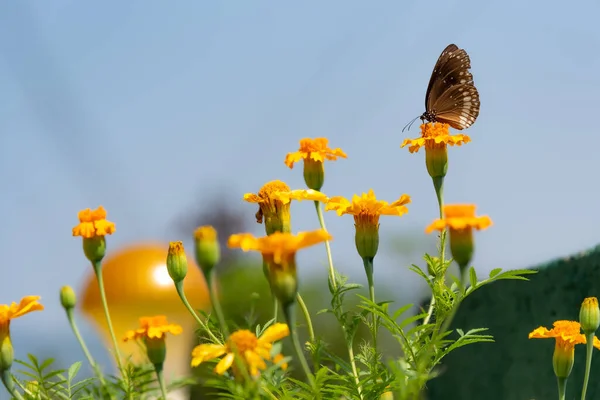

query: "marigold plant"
left=2, top=118, right=544, bottom=400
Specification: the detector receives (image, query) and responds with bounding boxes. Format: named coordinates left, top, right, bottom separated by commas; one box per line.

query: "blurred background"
left=1, top=0, right=599, bottom=398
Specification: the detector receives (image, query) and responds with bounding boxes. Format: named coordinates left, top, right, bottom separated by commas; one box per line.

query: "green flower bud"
left=194, top=226, right=221, bottom=277
left=167, top=242, right=188, bottom=283
left=580, top=297, right=600, bottom=334
left=59, top=286, right=77, bottom=310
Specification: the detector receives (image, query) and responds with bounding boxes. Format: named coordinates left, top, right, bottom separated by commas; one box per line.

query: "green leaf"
left=67, top=362, right=81, bottom=382
left=469, top=267, right=478, bottom=289
left=393, top=304, right=414, bottom=321
left=489, top=268, right=502, bottom=278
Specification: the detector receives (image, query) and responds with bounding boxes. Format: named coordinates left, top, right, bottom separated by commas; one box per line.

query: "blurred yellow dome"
left=80, top=242, right=210, bottom=379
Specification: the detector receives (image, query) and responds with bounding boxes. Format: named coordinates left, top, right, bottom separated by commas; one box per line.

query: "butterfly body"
left=416, top=44, right=480, bottom=131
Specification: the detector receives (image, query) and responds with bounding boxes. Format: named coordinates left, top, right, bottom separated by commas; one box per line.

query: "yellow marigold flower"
left=124, top=315, right=182, bottom=367
left=401, top=123, right=470, bottom=154
left=0, top=296, right=44, bottom=372
left=228, top=230, right=332, bottom=265
left=244, top=180, right=328, bottom=234
left=228, top=230, right=332, bottom=305
left=284, top=138, right=347, bottom=191
left=529, top=320, right=600, bottom=378
left=123, top=315, right=183, bottom=342
left=401, top=123, right=470, bottom=180
left=426, top=204, right=492, bottom=233
left=72, top=206, right=115, bottom=239
left=284, top=138, right=347, bottom=168
left=191, top=323, right=290, bottom=377
left=426, top=204, right=492, bottom=270
left=326, top=189, right=410, bottom=259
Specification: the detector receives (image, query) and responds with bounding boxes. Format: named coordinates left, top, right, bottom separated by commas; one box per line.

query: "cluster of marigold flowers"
left=0, top=122, right=497, bottom=389
left=529, top=297, right=600, bottom=397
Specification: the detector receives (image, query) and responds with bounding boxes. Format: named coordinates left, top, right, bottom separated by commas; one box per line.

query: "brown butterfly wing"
left=431, top=84, right=480, bottom=130
left=424, top=44, right=459, bottom=111
left=424, top=44, right=480, bottom=130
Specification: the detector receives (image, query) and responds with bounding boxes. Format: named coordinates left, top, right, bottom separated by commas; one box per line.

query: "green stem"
left=295, top=293, right=315, bottom=342
left=314, top=201, right=336, bottom=290
left=581, top=333, right=595, bottom=400
left=174, top=281, right=221, bottom=343
left=422, top=291, right=436, bottom=326
left=283, top=303, right=315, bottom=389
left=155, top=364, right=168, bottom=400
left=557, top=377, right=567, bottom=400
left=432, top=177, right=446, bottom=262
left=65, top=308, right=107, bottom=386
left=1, top=371, right=24, bottom=400
left=272, top=296, right=279, bottom=322
left=262, top=385, right=279, bottom=400
left=314, top=199, right=363, bottom=399
left=263, top=260, right=279, bottom=322
left=423, top=177, right=446, bottom=327
left=206, top=271, right=230, bottom=338
left=437, top=273, right=467, bottom=338
left=92, top=261, right=125, bottom=375
left=363, top=257, right=378, bottom=351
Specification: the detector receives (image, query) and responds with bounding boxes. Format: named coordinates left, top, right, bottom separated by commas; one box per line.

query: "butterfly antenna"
left=402, top=115, right=420, bottom=133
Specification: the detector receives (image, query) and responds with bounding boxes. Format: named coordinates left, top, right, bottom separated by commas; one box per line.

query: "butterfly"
left=403, top=44, right=480, bottom=132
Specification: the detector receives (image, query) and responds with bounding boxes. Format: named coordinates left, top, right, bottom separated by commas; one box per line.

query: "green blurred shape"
left=427, top=245, right=600, bottom=400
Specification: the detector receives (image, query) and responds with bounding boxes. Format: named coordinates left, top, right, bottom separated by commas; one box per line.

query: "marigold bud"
left=194, top=226, right=221, bottom=276
left=425, top=143, right=448, bottom=179
left=449, top=228, right=474, bottom=272
left=59, top=286, right=77, bottom=310
left=166, top=242, right=188, bottom=283
left=303, top=158, right=325, bottom=191
left=0, top=328, right=14, bottom=373
left=580, top=297, right=600, bottom=334
left=552, top=342, right=575, bottom=379
left=355, top=223, right=379, bottom=260
left=265, top=256, right=298, bottom=307
left=82, top=236, right=107, bottom=264
left=145, top=337, right=167, bottom=367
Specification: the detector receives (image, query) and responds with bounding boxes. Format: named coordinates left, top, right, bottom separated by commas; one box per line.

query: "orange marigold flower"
left=529, top=320, right=600, bottom=378
left=244, top=180, right=328, bottom=234
left=425, top=204, right=492, bottom=233
left=426, top=204, right=491, bottom=269
left=401, top=123, right=470, bottom=153
left=284, top=138, right=347, bottom=169
left=191, top=323, right=289, bottom=377
left=326, top=190, right=410, bottom=259
left=0, top=296, right=44, bottom=371
left=285, top=138, right=347, bottom=191
left=72, top=206, right=115, bottom=238
left=326, top=189, right=411, bottom=223
left=228, top=230, right=332, bottom=305
left=123, top=315, right=183, bottom=342
left=228, top=229, right=332, bottom=265
left=0, top=296, right=44, bottom=327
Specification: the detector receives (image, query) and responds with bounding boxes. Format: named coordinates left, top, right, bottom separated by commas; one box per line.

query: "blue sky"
left=1, top=0, right=600, bottom=384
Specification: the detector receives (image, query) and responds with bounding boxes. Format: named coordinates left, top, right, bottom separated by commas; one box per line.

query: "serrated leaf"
left=392, top=304, right=413, bottom=320
left=68, top=362, right=81, bottom=381
left=469, top=267, right=477, bottom=288
left=489, top=268, right=502, bottom=278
